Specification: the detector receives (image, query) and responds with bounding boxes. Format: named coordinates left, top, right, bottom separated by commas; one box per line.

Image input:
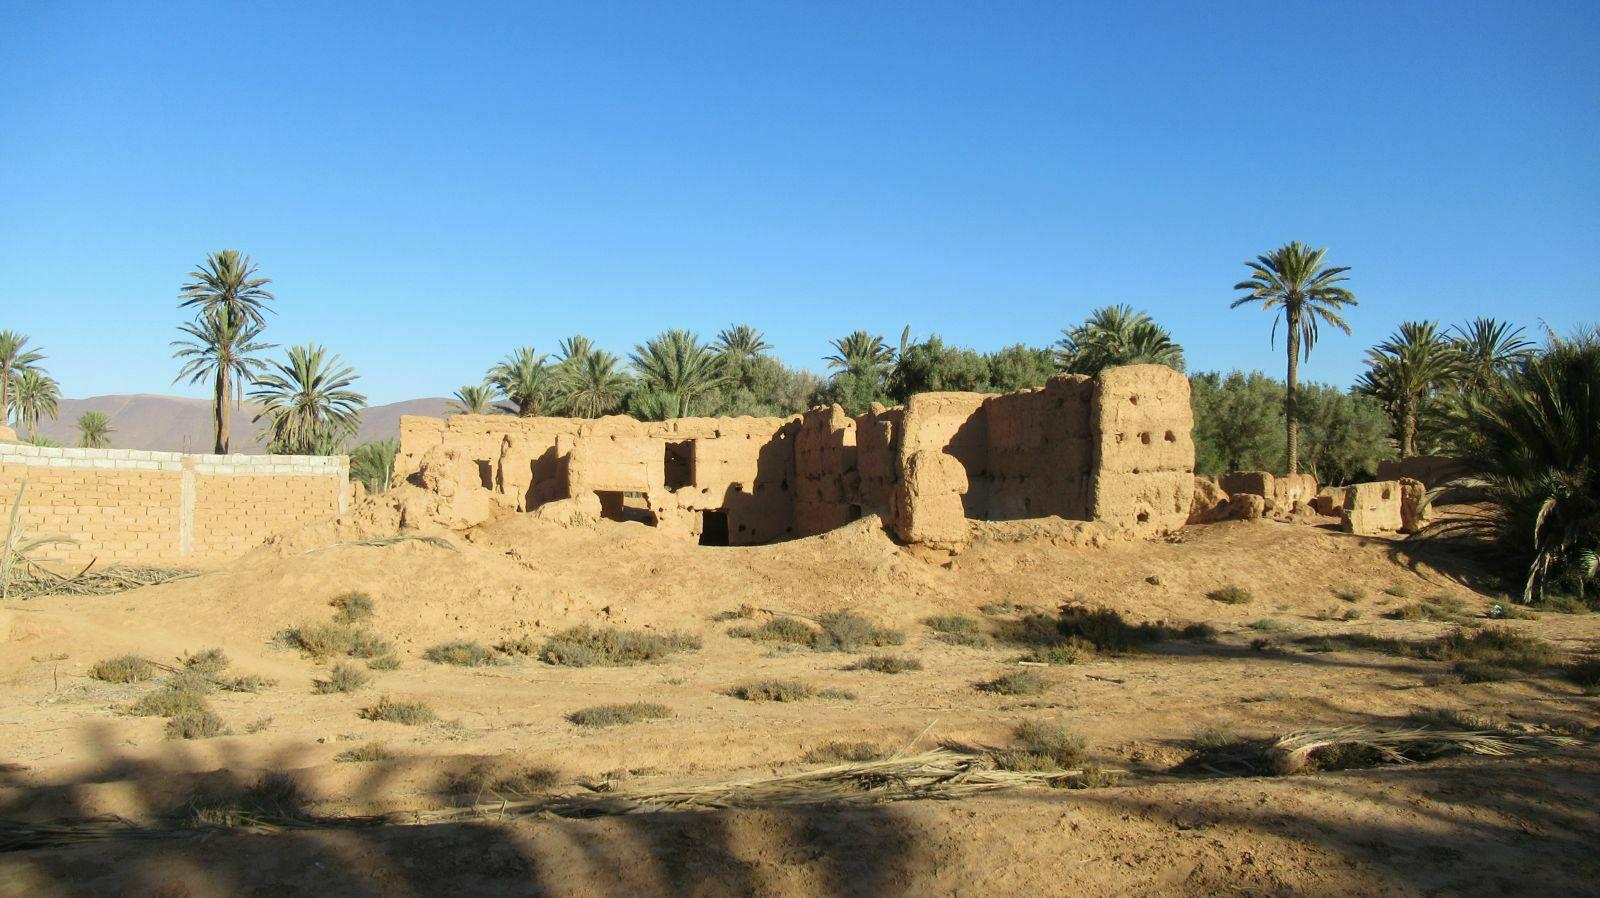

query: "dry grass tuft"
left=727, top=679, right=817, bottom=702
left=443, top=762, right=560, bottom=800
left=367, top=654, right=401, bottom=671
left=1389, top=593, right=1472, bottom=622
left=330, top=591, right=376, bottom=624
left=1191, top=724, right=1238, bottom=751
left=1020, top=636, right=1095, bottom=665
left=1206, top=585, right=1253, bottom=605
left=978, top=669, right=1047, bottom=695
left=847, top=654, right=923, bottom=674
left=165, top=708, right=227, bottom=740
left=334, top=742, right=393, bottom=763
left=423, top=640, right=500, bottom=667
left=90, top=655, right=155, bottom=684
left=312, top=662, right=371, bottom=694
left=361, top=696, right=437, bottom=725
left=568, top=702, right=673, bottom=727
left=922, top=615, right=990, bottom=646
left=540, top=626, right=701, bottom=667
left=802, top=741, right=889, bottom=764
left=279, top=620, right=392, bottom=661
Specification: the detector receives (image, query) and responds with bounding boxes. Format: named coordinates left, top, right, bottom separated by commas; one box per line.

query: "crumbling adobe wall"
left=985, top=375, right=1094, bottom=521
left=794, top=406, right=858, bottom=538
left=895, top=392, right=990, bottom=519
left=1089, top=365, right=1194, bottom=532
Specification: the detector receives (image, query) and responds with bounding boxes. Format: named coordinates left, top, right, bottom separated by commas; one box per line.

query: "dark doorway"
left=699, top=510, right=730, bottom=546
left=664, top=441, right=693, bottom=490
left=596, top=490, right=655, bottom=525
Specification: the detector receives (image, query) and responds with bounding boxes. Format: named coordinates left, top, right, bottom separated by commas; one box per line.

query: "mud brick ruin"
left=392, top=365, right=1197, bottom=548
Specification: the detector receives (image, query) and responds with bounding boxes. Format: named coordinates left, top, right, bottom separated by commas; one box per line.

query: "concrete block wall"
left=0, top=445, right=349, bottom=564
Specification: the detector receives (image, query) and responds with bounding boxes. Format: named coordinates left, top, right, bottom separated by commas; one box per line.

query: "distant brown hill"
left=35, top=395, right=453, bottom=453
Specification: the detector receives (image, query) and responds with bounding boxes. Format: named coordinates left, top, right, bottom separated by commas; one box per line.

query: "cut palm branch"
left=1269, top=725, right=1579, bottom=775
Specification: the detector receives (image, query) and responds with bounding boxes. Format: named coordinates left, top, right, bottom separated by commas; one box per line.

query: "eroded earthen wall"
left=1090, top=365, right=1195, bottom=531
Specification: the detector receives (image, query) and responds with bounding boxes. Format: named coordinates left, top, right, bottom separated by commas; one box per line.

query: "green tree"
left=1355, top=321, right=1460, bottom=458
left=887, top=336, right=991, bottom=402
left=1190, top=371, right=1285, bottom=476
left=249, top=344, right=367, bottom=454
left=825, top=331, right=896, bottom=379
left=558, top=347, right=630, bottom=418
left=1231, top=242, right=1357, bottom=475
left=74, top=411, right=114, bottom=449
left=1449, top=317, right=1533, bottom=393
left=984, top=344, right=1055, bottom=392
left=486, top=347, right=552, bottom=416
left=350, top=439, right=398, bottom=493
left=1294, top=383, right=1393, bottom=485
left=450, top=384, right=497, bottom=415
left=713, top=325, right=773, bottom=363
left=629, top=330, right=724, bottom=419
left=179, top=249, right=276, bottom=328
left=172, top=308, right=272, bottom=454
left=1054, top=305, right=1185, bottom=375
left=0, top=331, right=45, bottom=429
left=10, top=370, right=60, bottom=438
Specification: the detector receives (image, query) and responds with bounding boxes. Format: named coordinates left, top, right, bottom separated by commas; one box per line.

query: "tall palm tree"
left=629, top=330, right=724, bottom=419
left=10, top=370, right=60, bottom=438
left=450, top=384, right=497, bottom=415
left=1232, top=242, right=1358, bottom=474
left=249, top=344, right=366, bottom=455
left=179, top=250, right=276, bottom=328
left=74, top=411, right=114, bottom=449
left=0, top=331, right=45, bottom=428
left=1054, top=305, right=1185, bottom=375
left=559, top=348, right=630, bottom=418
left=555, top=335, right=596, bottom=366
left=172, top=308, right=272, bottom=454
left=713, top=325, right=773, bottom=361
left=1450, top=317, right=1533, bottom=392
left=1355, top=321, right=1460, bottom=457
left=485, top=347, right=551, bottom=416
left=825, top=331, right=896, bottom=379
left=350, top=439, right=399, bottom=493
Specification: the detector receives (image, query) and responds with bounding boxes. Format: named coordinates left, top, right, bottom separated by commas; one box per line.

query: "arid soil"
left=3, top=511, right=1599, bottom=896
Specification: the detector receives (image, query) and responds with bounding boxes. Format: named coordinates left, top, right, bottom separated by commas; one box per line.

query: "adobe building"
left=392, top=364, right=1195, bottom=549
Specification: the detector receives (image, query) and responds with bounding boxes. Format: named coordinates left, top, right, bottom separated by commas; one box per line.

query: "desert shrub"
left=729, top=616, right=816, bottom=645
left=802, top=741, right=888, bottom=763
left=312, top=662, right=371, bottom=694
left=1020, top=637, right=1095, bottom=665
left=1451, top=662, right=1515, bottom=683
left=244, top=716, right=273, bottom=734
left=815, top=611, right=905, bottom=651
left=712, top=604, right=758, bottom=621
left=181, top=648, right=230, bottom=677
left=1428, top=627, right=1555, bottom=671
left=1566, top=658, right=1600, bottom=689
left=1410, top=707, right=1501, bottom=731
left=1534, top=593, right=1597, bottom=614
left=442, top=762, right=560, bottom=799
left=423, top=640, right=500, bottom=667
left=1206, top=585, right=1253, bottom=605
left=923, top=615, right=981, bottom=636
left=727, top=679, right=816, bottom=702
left=1296, top=633, right=1416, bottom=656
left=190, top=773, right=308, bottom=827
left=1383, top=584, right=1412, bottom=598
left=817, top=687, right=858, bottom=701
left=1179, top=622, right=1220, bottom=641
left=166, top=708, right=227, bottom=740
left=280, top=620, right=392, bottom=661
left=1342, top=609, right=1364, bottom=621
left=492, top=766, right=560, bottom=795
left=361, top=696, right=437, bottom=725
left=979, top=601, right=1031, bottom=616
left=996, top=720, right=1086, bottom=772
left=90, top=655, right=155, bottom=684
left=1249, top=619, right=1284, bottom=631
left=1191, top=724, right=1237, bottom=750
left=330, top=591, right=376, bottom=623
left=335, top=742, right=393, bottom=763
left=847, top=654, right=922, bottom=674
left=495, top=635, right=540, bottom=655
left=368, top=654, right=401, bottom=671
left=991, top=611, right=1062, bottom=647
left=1056, top=605, right=1171, bottom=653
left=1389, top=594, right=1471, bottom=622
left=129, top=680, right=211, bottom=718
left=567, top=702, right=673, bottom=727
left=1333, top=586, right=1367, bottom=603
left=540, top=625, right=701, bottom=667
left=1489, top=603, right=1538, bottom=620
left=978, top=669, right=1047, bottom=695
left=222, top=674, right=275, bottom=693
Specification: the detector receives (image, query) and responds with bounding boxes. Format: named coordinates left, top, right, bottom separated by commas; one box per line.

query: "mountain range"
left=33, top=395, right=454, bottom=453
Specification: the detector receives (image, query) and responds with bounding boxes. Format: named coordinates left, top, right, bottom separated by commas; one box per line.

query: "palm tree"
left=825, top=331, right=896, bottom=379
left=74, top=411, right=114, bottom=449
left=629, top=330, right=724, bottom=419
left=485, top=347, right=551, bottom=416
left=350, top=439, right=399, bottom=493
left=559, top=348, right=630, bottom=418
left=249, top=344, right=366, bottom=454
left=713, top=325, right=773, bottom=361
left=179, top=249, right=276, bottom=328
left=10, top=370, right=60, bottom=438
left=1450, top=318, right=1533, bottom=392
left=1054, top=305, right=1185, bottom=375
left=1355, top=321, right=1460, bottom=457
left=0, top=331, right=45, bottom=429
left=450, top=384, right=497, bottom=415
left=1232, top=242, right=1358, bottom=475
left=555, top=335, right=596, bottom=366
left=172, top=308, right=272, bottom=454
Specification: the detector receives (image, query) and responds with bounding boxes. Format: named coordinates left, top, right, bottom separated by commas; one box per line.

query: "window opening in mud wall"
left=596, top=490, right=655, bottom=525
left=664, top=441, right=694, bottom=490
left=699, top=509, right=730, bottom=546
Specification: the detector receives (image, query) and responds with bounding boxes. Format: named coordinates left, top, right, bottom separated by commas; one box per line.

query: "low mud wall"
left=0, top=445, right=349, bottom=564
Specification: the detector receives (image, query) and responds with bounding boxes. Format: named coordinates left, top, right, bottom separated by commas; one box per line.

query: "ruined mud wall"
left=0, top=444, right=349, bottom=563
left=1089, top=365, right=1195, bottom=531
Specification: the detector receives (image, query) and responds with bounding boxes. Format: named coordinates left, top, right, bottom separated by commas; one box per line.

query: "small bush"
left=443, top=762, right=560, bottom=798
left=727, top=679, right=816, bottom=702
left=923, top=615, right=982, bottom=636
left=979, top=601, right=1030, bottom=616
left=991, top=612, right=1063, bottom=647
left=361, top=696, right=437, bottom=725
left=1566, top=658, right=1600, bottom=689
left=280, top=620, right=392, bottom=661
left=1206, top=585, right=1253, bottom=605
left=191, top=773, right=306, bottom=826
left=1249, top=619, right=1284, bottom=632
left=334, top=742, right=393, bottom=763
left=729, top=616, right=817, bottom=645
left=313, top=662, right=371, bottom=694
left=1389, top=594, right=1471, bottom=622
left=1333, top=586, right=1367, bottom=603
left=166, top=708, right=227, bottom=740
left=129, top=681, right=210, bottom=718
left=712, top=604, right=758, bottom=621
left=330, top=591, right=376, bottom=623
left=1191, top=724, right=1237, bottom=750
left=181, top=648, right=230, bottom=677
left=978, top=669, right=1047, bottom=695
left=568, top=702, right=673, bottom=727
left=540, top=625, right=701, bottom=667
left=492, top=767, right=561, bottom=795
left=1429, top=627, right=1555, bottom=672
left=1020, top=637, right=1095, bottom=665
left=423, top=640, right=500, bottom=667
left=1179, top=622, right=1219, bottom=642
left=847, top=654, right=922, bottom=674
left=1489, top=603, right=1537, bottom=620
left=815, top=611, right=905, bottom=652
left=90, top=655, right=156, bottom=684
left=368, top=654, right=401, bottom=671
left=1056, top=605, right=1170, bottom=653
left=1382, top=584, right=1412, bottom=598
left=222, top=674, right=275, bottom=693
left=997, top=720, right=1086, bottom=770
left=1535, top=593, right=1597, bottom=614
left=495, top=635, right=540, bottom=656
left=817, top=687, right=858, bottom=701
left=803, top=741, right=888, bottom=763
left=1411, top=707, right=1501, bottom=731
left=1342, top=608, right=1364, bottom=621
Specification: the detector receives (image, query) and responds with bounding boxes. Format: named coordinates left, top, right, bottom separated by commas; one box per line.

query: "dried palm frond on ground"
left=1183, top=724, right=1580, bottom=777
left=3, top=564, right=200, bottom=600
left=300, top=535, right=455, bottom=555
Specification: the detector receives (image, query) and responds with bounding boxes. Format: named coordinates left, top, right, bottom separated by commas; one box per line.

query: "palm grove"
left=2, top=241, right=1593, bottom=599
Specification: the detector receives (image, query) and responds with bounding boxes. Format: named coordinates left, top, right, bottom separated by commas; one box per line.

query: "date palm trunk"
left=1285, top=308, right=1300, bottom=476
left=213, top=366, right=230, bottom=455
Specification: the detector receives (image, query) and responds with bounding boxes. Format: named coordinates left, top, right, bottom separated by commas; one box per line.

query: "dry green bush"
left=817, top=687, right=858, bottom=701
left=1566, top=658, right=1600, bottom=689
left=847, top=654, right=922, bottom=674
left=728, top=616, right=816, bottom=645
left=1389, top=594, right=1472, bottom=622
left=1020, top=636, right=1095, bottom=665
left=129, top=679, right=210, bottom=718
left=1431, top=627, right=1555, bottom=670
left=802, top=741, right=889, bottom=763
left=567, top=702, right=673, bottom=727
left=312, top=662, right=370, bottom=694
left=1333, top=586, right=1367, bottom=603
left=367, top=654, right=401, bottom=671
left=1249, top=619, right=1284, bottom=631
left=166, top=708, right=227, bottom=740
left=90, top=655, right=155, bottom=684
left=423, top=640, right=499, bottom=667
left=923, top=615, right=992, bottom=648
left=361, top=696, right=437, bottom=725
left=1207, top=585, right=1253, bottom=605
left=330, top=591, right=375, bottom=623
left=540, top=625, right=701, bottom=667
left=442, top=761, right=560, bottom=799
left=181, top=648, right=230, bottom=677
left=815, top=611, right=905, bottom=651
left=191, top=773, right=307, bottom=826
left=495, top=635, right=540, bottom=656
left=997, top=720, right=1086, bottom=771
left=1191, top=724, right=1238, bottom=750
left=1383, top=584, right=1412, bottom=598
left=978, top=669, right=1047, bottom=695
left=727, top=679, right=816, bottom=702
left=279, top=620, right=392, bottom=661
left=334, top=742, right=393, bottom=763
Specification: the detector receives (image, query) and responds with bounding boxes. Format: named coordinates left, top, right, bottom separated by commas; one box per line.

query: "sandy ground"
left=3, top=511, right=1599, bottom=896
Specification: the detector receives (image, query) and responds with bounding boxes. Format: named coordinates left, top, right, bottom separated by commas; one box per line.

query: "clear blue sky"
left=2, top=1, right=1596, bottom=405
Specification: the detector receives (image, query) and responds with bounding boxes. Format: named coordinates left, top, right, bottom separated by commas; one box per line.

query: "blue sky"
left=2, top=1, right=1596, bottom=405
